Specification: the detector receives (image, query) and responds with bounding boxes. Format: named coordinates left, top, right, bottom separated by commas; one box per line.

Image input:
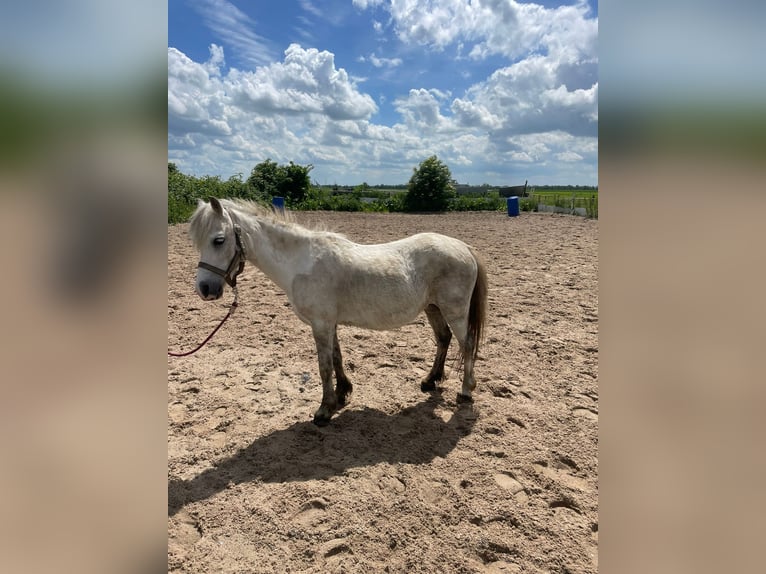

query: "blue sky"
left=169, top=0, right=598, bottom=186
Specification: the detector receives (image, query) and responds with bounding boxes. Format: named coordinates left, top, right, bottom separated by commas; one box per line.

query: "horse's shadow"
left=168, top=395, right=476, bottom=516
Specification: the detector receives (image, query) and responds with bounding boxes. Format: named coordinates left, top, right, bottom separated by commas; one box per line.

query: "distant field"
left=317, top=186, right=598, bottom=198
left=526, top=190, right=598, bottom=218
left=530, top=189, right=598, bottom=198
left=317, top=186, right=404, bottom=194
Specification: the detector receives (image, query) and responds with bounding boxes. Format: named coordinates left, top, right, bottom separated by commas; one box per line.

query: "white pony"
left=189, top=198, right=487, bottom=425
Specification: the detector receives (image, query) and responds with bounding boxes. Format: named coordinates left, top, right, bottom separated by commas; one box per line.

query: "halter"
left=197, top=223, right=247, bottom=287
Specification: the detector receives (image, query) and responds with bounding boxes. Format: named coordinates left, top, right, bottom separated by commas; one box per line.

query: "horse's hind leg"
left=442, top=314, right=476, bottom=403
left=458, top=323, right=477, bottom=403
left=333, top=327, right=353, bottom=407
left=311, top=323, right=338, bottom=426
left=421, top=305, right=452, bottom=392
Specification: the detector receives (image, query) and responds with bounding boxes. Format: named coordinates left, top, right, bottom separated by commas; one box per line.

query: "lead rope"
left=168, top=284, right=239, bottom=357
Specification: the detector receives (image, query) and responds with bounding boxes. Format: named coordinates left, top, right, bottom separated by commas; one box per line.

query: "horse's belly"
left=337, top=298, right=422, bottom=330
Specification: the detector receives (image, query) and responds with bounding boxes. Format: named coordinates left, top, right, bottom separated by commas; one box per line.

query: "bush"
left=404, top=155, right=456, bottom=212
left=167, top=161, right=315, bottom=223
left=451, top=195, right=506, bottom=211
left=519, top=198, right=537, bottom=212
left=247, top=160, right=313, bottom=206
left=331, top=195, right=364, bottom=212
left=385, top=192, right=408, bottom=213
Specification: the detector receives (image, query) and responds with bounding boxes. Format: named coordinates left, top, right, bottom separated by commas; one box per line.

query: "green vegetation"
left=527, top=191, right=598, bottom=219
left=168, top=159, right=314, bottom=223
left=452, top=190, right=506, bottom=211
left=168, top=163, right=251, bottom=224
left=584, top=195, right=598, bottom=219
left=168, top=159, right=598, bottom=223
left=519, top=198, right=538, bottom=212
left=403, top=155, right=456, bottom=212
left=530, top=189, right=598, bottom=198
left=247, top=159, right=313, bottom=205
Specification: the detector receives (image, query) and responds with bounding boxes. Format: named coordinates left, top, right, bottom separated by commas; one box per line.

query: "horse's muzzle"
left=197, top=279, right=223, bottom=301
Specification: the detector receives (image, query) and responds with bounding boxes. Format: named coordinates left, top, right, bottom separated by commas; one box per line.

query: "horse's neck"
left=238, top=213, right=310, bottom=294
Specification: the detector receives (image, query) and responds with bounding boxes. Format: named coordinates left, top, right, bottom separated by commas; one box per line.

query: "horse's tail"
left=467, top=247, right=488, bottom=361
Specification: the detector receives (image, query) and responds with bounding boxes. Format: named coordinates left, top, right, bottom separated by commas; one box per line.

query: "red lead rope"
left=168, top=288, right=239, bottom=357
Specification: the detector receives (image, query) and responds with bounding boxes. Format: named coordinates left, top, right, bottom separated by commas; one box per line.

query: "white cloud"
left=299, top=0, right=348, bottom=26
left=451, top=54, right=598, bottom=138
left=192, top=0, right=274, bottom=67
left=450, top=99, right=501, bottom=130
left=556, top=151, right=584, bottom=162
left=362, top=53, right=403, bottom=68
left=298, top=0, right=324, bottom=19
left=394, top=88, right=454, bottom=130
left=353, top=0, right=599, bottom=139
left=362, top=0, right=597, bottom=64
left=352, top=0, right=385, bottom=8
left=169, top=44, right=387, bottom=177
left=542, top=84, right=597, bottom=108
left=204, top=44, right=225, bottom=76
left=226, top=44, right=378, bottom=120
left=168, top=37, right=597, bottom=184
left=168, top=46, right=232, bottom=137
left=168, top=0, right=597, bottom=184
left=508, top=151, right=534, bottom=163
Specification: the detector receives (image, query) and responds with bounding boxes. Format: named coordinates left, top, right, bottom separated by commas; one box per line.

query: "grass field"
left=530, top=189, right=598, bottom=198
left=525, top=190, right=598, bottom=218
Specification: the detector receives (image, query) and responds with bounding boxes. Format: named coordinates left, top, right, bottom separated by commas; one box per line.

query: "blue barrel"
left=507, top=196, right=519, bottom=217
left=272, top=196, right=285, bottom=212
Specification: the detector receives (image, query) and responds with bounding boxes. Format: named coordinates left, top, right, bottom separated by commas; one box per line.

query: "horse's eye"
left=213, top=236, right=225, bottom=246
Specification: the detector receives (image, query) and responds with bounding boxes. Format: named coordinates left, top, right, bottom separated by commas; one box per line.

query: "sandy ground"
left=168, top=211, right=598, bottom=573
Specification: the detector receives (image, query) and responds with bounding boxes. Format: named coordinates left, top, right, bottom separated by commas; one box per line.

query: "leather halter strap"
left=197, top=224, right=246, bottom=287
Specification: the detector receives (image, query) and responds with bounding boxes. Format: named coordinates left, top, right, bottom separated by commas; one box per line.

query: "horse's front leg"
left=333, top=327, right=353, bottom=407
left=311, top=323, right=337, bottom=426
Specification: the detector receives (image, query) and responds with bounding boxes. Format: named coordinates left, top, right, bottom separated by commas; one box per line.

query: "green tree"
left=247, top=159, right=313, bottom=205
left=404, top=155, right=456, bottom=212
left=279, top=161, right=313, bottom=205
left=167, top=163, right=198, bottom=223
left=247, top=159, right=281, bottom=200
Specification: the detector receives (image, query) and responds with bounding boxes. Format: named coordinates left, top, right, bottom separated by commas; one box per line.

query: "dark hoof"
left=421, top=380, right=436, bottom=393
left=312, top=414, right=331, bottom=426
left=456, top=392, right=474, bottom=404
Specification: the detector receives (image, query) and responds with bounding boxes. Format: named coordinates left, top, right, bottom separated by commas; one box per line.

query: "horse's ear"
left=209, top=197, right=223, bottom=216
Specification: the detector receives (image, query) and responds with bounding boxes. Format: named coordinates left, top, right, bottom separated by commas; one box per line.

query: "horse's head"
left=189, top=197, right=246, bottom=301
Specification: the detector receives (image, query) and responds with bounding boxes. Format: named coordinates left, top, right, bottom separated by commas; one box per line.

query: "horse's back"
left=354, top=232, right=478, bottom=315
left=400, top=232, right=477, bottom=281
left=291, top=231, right=478, bottom=330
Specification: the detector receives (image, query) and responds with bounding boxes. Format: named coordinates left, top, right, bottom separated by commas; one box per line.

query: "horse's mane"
left=189, top=198, right=346, bottom=249
left=223, top=198, right=294, bottom=224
